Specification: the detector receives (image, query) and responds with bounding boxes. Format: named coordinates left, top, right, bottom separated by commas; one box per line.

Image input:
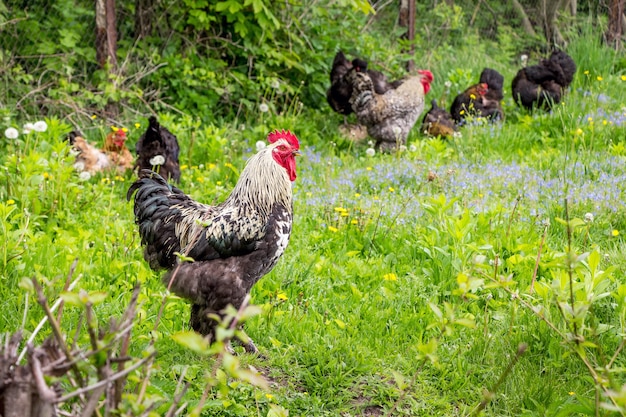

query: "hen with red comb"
left=127, top=130, right=300, bottom=354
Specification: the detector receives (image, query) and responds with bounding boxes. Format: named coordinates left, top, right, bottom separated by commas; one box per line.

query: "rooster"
left=326, top=51, right=401, bottom=118
left=127, top=130, right=300, bottom=353
left=421, top=99, right=457, bottom=138
left=346, top=68, right=433, bottom=152
left=511, top=50, right=576, bottom=110
left=135, top=116, right=181, bottom=182
left=68, top=128, right=133, bottom=174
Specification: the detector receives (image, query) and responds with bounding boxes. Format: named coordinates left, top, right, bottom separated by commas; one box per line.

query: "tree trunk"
left=605, top=0, right=625, bottom=49
left=399, top=0, right=409, bottom=28
left=406, top=0, right=415, bottom=72
left=95, top=0, right=117, bottom=70
left=511, top=0, right=537, bottom=37
left=542, top=0, right=566, bottom=46
left=95, top=0, right=119, bottom=117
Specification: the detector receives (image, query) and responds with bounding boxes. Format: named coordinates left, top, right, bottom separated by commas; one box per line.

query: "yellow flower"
left=114, top=175, right=125, bottom=181
left=383, top=273, right=397, bottom=281
left=276, top=292, right=288, bottom=301
left=196, top=177, right=205, bottom=183
left=622, top=75, right=626, bottom=81
left=575, top=128, right=583, bottom=135
left=612, top=229, right=619, bottom=237
left=265, top=393, right=274, bottom=400
left=43, top=172, right=50, bottom=179
left=355, top=193, right=361, bottom=198
left=469, top=94, right=476, bottom=100
left=597, top=76, right=603, bottom=81
left=111, top=126, right=119, bottom=132
left=351, top=219, right=358, bottom=225
left=6, top=199, right=15, bottom=205
left=569, top=391, right=575, bottom=396
left=388, top=187, right=395, bottom=192
left=587, top=117, right=593, bottom=123
left=459, top=109, right=465, bottom=115
left=328, top=226, right=338, bottom=233
left=334, top=207, right=347, bottom=213
left=584, top=70, right=590, bottom=75
left=341, top=212, right=349, bottom=217
left=121, top=127, right=128, bottom=133
left=602, top=120, right=608, bottom=126
left=216, top=180, right=221, bottom=185
left=366, top=167, right=372, bottom=171
left=91, top=115, right=97, bottom=120
left=180, top=164, right=188, bottom=170
left=135, top=123, right=141, bottom=129
left=225, top=163, right=234, bottom=168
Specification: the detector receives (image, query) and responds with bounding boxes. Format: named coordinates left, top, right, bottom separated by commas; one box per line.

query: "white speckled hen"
left=127, top=130, right=300, bottom=353
left=346, top=68, right=433, bottom=152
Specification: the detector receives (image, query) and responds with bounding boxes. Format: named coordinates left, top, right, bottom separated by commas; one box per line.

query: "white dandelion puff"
left=271, top=79, right=280, bottom=89
left=453, top=131, right=462, bottom=139
left=259, top=103, right=270, bottom=113
left=4, top=127, right=18, bottom=139
left=392, top=126, right=402, bottom=137
left=365, top=148, right=376, bottom=157
left=33, top=120, right=48, bottom=132
left=149, top=155, right=166, bottom=166
left=78, top=171, right=91, bottom=181
left=73, top=161, right=85, bottom=171
left=256, top=140, right=267, bottom=151
left=444, top=80, right=452, bottom=89
left=23, top=123, right=35, bottom=134
left=409, top=144, right=417, bottom=152
left=584, top=213, right=594, bottom=223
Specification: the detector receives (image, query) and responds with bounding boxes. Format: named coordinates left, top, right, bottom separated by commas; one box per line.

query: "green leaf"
left=171, top=331, right=211, bottom=354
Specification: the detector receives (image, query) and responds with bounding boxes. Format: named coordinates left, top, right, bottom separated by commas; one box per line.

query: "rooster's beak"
left=293, top=150, right=301, bottom=156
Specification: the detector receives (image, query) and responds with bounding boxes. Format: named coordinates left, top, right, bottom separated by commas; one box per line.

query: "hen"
left=326, top=51, right=401, bottom=117
left=135, top=116, right=181, bottom=182
left=511, top=50, right=576, bottom=110
left=421, top=100, right=457, bottom=138
left=127, top=130, right=300, bottom=353
left=346, top=68, right=433, bottom=152
left=450, top=68, right=504, bottom=124
left=68, top=128, right=133, bottom=174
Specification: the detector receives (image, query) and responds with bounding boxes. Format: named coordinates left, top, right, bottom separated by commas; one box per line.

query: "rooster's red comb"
left=267, top=129, right=299, bottom=149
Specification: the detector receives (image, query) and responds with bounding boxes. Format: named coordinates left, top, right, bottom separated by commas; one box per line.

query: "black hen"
left=326, top=51, right=401, bottom=117
left=421, top=100, right=457, bottom=138
left=135, top=116, right=181, bottom=182
left=511, top=50, right=576, bottom=110
left=450, top=68, right=505, bottom=124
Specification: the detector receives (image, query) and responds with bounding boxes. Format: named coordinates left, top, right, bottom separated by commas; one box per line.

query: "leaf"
left=334, top=318, right=346, bottom=329
left=171, top=331, right=211, bottom=354
left=60, top=291, right=83, bottom=306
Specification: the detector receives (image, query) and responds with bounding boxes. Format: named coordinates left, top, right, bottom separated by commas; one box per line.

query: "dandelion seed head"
left=584, top=213, right=594, bottom=223
left=366, top=148, right=376, bottom=157
left=79, top=171, right=92, bottom=181
left=149, top=155, right=165, bottom=166
left=33, top=120, right=47, bottom=132
left=256, top=140, right=267, bottom=151
left=23, top=123, right=34, bottom=134
left=259, top=103, right=270, bottom=113
left=4, top=127, right=18, bottom=139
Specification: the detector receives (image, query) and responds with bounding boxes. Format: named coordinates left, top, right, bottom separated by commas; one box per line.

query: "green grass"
left=2, top=31, right=626, bottom=417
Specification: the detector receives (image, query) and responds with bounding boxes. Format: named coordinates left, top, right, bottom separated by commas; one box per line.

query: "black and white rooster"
left=127, top=130, right=300, bottom=353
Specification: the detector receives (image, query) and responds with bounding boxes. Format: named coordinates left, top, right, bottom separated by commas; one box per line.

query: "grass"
left=2, top=31, right=626, bottom=416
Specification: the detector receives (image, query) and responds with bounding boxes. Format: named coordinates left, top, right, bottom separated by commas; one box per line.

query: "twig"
left=17, top=274, right=82, bottom=363
left=31, top=277, right=86, bottom=387
left=56, top=258, right=79, bottom=323
left=56, top=351, right=156, bottom=403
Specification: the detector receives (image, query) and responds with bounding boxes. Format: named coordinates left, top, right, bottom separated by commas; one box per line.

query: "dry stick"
left=113, top=283, right=142, bottom=408
left=164, top=367, right=191, bottom=417
left=56, top=352, right=156, bottom=403
left=56, top=258, right=79, bottom=323
left=18, top=274, right=83, bottom=362
left=31, top=277, right=86, bottom=388
left=608, top=338, right=626, bottom=368
left=529, top=224, right=548, bottom=294
left=469, top=343, right=528, bottom=417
